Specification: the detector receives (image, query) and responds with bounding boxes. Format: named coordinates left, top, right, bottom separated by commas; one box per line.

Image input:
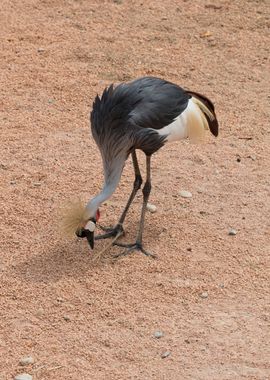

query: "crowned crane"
left=73, top=76, right=218, bottom=257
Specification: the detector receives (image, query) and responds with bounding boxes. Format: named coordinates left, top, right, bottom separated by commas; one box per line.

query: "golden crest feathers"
left=58, top=199, right=87, bottom=237
left=192, top=96, right=215, bottom=121
left=187, top=96, right=217, bottom=142
left=187, top=101, right=206, bottom=142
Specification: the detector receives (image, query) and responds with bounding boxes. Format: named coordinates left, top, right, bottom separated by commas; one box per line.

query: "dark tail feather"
left=187, top=90, right=219, bottom=137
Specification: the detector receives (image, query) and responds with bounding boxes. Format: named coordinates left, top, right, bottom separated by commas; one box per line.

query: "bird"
left=64, top=76, right=218, bottom=257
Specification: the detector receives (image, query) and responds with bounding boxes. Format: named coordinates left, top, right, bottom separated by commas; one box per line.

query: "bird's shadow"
left=12, top=219, right=163, bottom=284
left=13, top=235, right=116, bottom=284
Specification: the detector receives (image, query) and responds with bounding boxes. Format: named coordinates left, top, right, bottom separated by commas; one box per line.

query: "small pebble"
left=179, top=190, right=192, bottom=198
left=205, top=4, right=222, bottom=9
left=146, top=203, right=157, bottom=213
left=200, top=291, right=208, bottom=299
left=36, top=308, right=44, bottom=317
left=10, top=180, right=16, bottom=185
left=154, top=331, right=163, bottom=339
left=161, top=351, right=171, bottom=359
left=200, top=30, right=212, bottom=38
left=187, top=247, right=192, bottom=252
left=33, top=182, right=41, bottom=187
left=63, top=315, right=71, bottom=321
left=19, top=356, right=34, bottom=366
left=37, top=47, right=45, bottom=53
left=199, top=210, right=208, bottom=215
left=14, top=374, right=33, bottom=380
left=228, top=228, right=237, bottom=236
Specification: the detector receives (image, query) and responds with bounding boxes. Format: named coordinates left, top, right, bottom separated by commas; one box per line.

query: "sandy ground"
left=1, top=0, right=270, bottom=379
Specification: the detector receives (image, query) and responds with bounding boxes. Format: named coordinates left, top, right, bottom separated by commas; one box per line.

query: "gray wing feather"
left=127, top=77, right=190, bottom=130
left=90, top=76, right=190, bottom=156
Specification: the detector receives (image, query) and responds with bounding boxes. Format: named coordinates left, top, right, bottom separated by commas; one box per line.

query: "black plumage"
left=91, top=76, right=191, bottom=156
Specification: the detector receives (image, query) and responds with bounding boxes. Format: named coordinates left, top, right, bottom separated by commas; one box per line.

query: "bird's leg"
left=95, top=151, right=142, bottom=241
left=118, top=151, right=142, bottom=225
left=113, top=155, right=156, bottom=258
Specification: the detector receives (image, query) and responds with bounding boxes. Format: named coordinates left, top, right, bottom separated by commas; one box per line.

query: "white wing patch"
left=158, top=108, right=189, bottom=142
left=158, top=98, right=209, bottom=143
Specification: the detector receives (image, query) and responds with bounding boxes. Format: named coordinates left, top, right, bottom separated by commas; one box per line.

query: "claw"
left=113, top=241, right=156, bottom=259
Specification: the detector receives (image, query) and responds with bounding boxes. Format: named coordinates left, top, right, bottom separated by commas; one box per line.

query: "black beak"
left=85, top=229, right=94, bottom=249
left=75, top=228, right=94, bottom=250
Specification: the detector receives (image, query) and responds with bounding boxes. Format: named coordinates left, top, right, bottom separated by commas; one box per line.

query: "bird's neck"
left=85, top=159, right=125, bottom=218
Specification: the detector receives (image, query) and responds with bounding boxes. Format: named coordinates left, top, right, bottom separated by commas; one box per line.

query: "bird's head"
left=75, top=208, right=100, bottom=249
left=59, top=198, right=101, bottom=250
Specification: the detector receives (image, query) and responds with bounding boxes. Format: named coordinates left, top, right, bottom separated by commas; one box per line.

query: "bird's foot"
left=113, top=241, right=156, bottom=259
left=95, top=224, right=124, bottom=241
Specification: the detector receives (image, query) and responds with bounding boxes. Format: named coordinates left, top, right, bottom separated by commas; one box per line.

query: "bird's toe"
left=95, top=224, right=124, bottom=240
left=113, top=242, right=156, bottom=259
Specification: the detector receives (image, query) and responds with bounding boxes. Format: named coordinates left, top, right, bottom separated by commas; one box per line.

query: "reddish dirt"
left=1, top=1, right=269, bottom=379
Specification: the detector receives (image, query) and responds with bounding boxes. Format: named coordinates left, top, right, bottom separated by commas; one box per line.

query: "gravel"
left=161, top=351, right=171, bottom=359
left=200, top=291, right=208, bottom=299
left=14, top=374, right=33, bottom=380
left=154, top=331, right=163, bottom=339
left=179, top=190, right=192, bottom=198
left=228, top=228, right=237, bottom=236
left=146, top=203, right=157, bottom=213
left=19, top=356, right=34, bottom=366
